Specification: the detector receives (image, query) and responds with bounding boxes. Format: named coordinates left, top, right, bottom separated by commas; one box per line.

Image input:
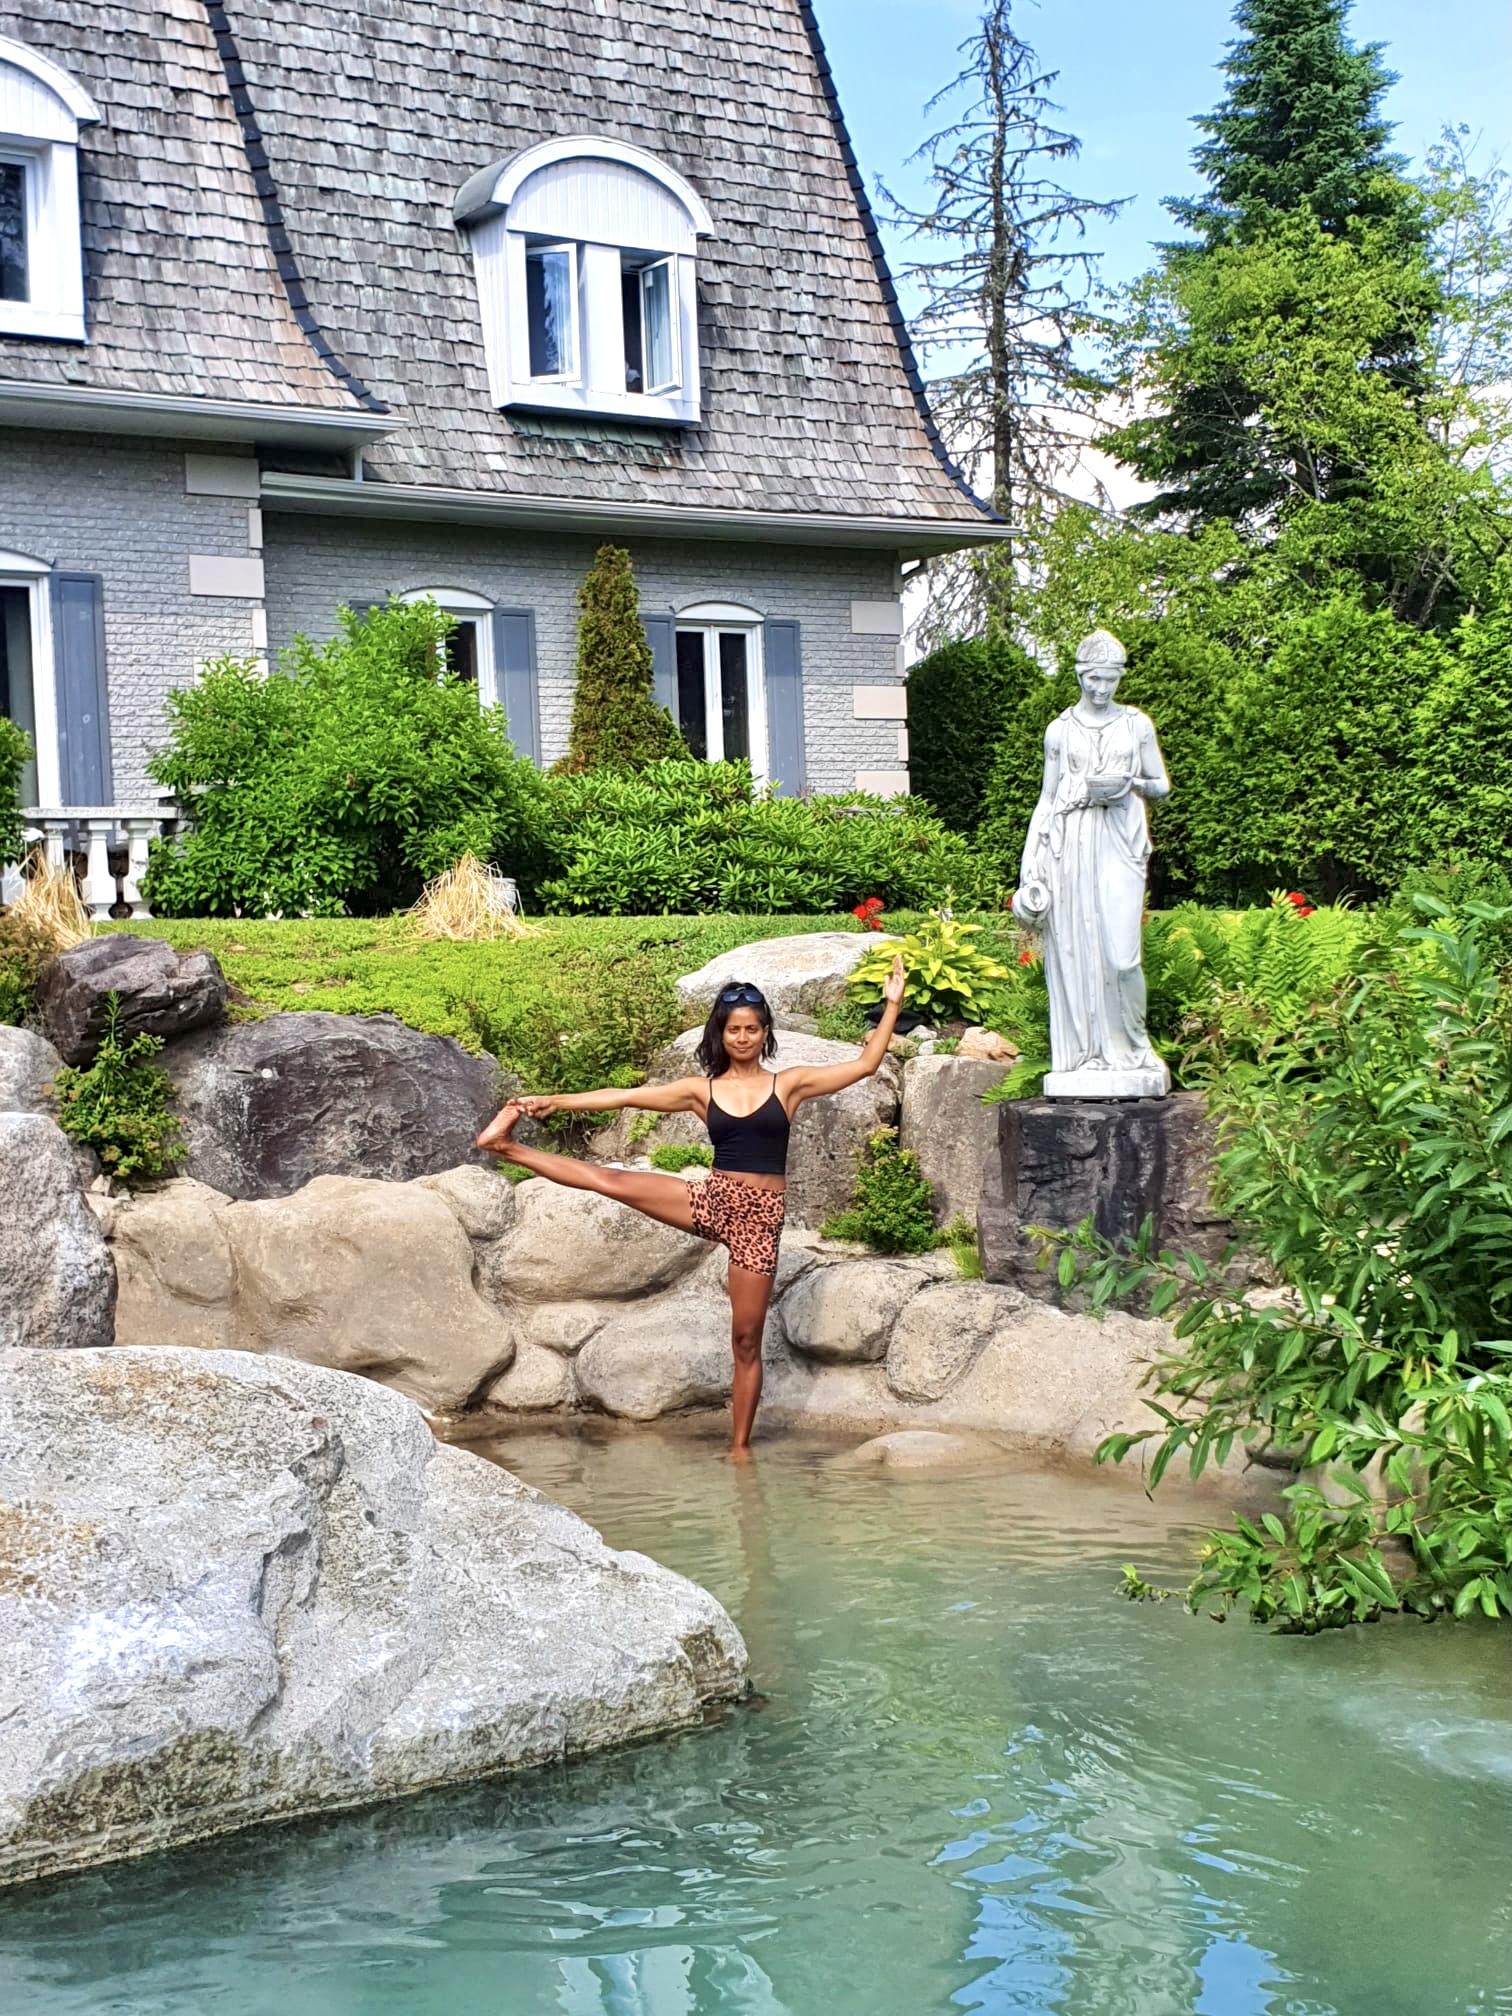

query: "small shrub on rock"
left=52, top=995, right=185, bottom=1184
left=848, top=901, right=1011, bottom=1024
left=648, top=1142, right=713, bottom=1173
left=823, top=1127, right=938, bottom=1255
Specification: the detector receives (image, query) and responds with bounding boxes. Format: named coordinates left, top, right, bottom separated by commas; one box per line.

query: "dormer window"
left=0, top=37, right=100, bottom=342
left=455, top=136, right=713, bottom=426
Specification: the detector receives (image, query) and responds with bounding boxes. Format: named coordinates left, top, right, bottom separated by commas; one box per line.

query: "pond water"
left=4, top=1422, right=1509, bottom=2016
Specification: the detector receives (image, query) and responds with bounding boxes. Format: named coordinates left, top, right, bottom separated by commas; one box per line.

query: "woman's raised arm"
left=506, top=1078, right=707, bottom=1122
left=779, top=955, right=906, bottom=1110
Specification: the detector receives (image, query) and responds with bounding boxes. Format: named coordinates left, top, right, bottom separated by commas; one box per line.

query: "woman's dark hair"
left=695, top=982, right=777, bottom=1076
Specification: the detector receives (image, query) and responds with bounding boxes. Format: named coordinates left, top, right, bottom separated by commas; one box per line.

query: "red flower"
left=852, top=897, right=886, bottom=929
left=1284, top=890, right=1315, bottom=917
left=1019, top=946, right=1036, bottom=967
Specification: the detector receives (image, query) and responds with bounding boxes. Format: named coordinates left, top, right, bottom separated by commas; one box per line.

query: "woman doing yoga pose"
left=476, top=952, right=907, bottom=1455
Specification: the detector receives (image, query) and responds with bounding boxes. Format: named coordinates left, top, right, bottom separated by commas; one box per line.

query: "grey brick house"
left=0, top=0, right=1003, bottom=909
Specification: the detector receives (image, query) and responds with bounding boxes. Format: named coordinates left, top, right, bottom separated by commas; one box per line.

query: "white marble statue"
left=1012, top=629, right=1171, bottom=1099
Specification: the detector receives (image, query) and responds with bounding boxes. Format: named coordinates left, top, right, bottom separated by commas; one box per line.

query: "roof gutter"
left=259, top=472, right=1014, bottom=558
left=0, top=380, right=394, bottom=449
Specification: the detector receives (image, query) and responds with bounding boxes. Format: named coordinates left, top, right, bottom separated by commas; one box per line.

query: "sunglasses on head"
left=718, top=984, right=765, bottom=1007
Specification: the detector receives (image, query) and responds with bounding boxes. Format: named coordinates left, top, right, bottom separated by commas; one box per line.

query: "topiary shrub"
left=823, top=1127, right=939, bottom=1254
left=562, top=544, right=687, bottom=772
left=142, top=601, right=544, bottom=918
left=906, top=634, right=1042, bottom=834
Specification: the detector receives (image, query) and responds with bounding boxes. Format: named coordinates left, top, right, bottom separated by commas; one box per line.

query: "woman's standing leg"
left=727, top=1264, right=773, bottom=1458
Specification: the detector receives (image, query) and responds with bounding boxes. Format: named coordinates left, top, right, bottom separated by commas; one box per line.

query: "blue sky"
left=815, top=0, right=1512, bottom=292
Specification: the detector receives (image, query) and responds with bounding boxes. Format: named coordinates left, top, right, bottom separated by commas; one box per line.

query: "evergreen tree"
left=563, top=545, right=687, bottom=773
left=1110, top=0, right=1433, bottom=530
left=905, top=634, right=1042, bottom=833
left=1174, top=0, right=1410, bottom=246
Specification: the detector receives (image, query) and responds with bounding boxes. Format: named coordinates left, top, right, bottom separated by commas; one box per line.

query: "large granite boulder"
left=35, top=934, right=226, bottom=1066
left=590, top=1027, right=902, bottom=1231
left=978, top=1092, right=1231, bottom=1302
left=777, top=1253, right=944, bottom=1364
left=0, top=1348, right=747, bottom=1887
left=899, top=1054, right=1011, bottom=1228
left=574, top=1289, right=738, bottom=1421
left=487, top=1177, right=709, bottom=1305
left=676, top=932, right=898, bottom=1020
left=884, top=1279, right=1007, bottom=1402
left=111, top=1173, right=517, bottom=1412
left=0, top=1114, right=115, bottom=1351
left=0, top=1026, right=62, bottom=1112
left=163, top=1011, right=509, bottom=1201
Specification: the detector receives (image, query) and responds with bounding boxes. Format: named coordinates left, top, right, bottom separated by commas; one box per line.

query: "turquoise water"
left=3, top=1421, right=1509, bottom=2016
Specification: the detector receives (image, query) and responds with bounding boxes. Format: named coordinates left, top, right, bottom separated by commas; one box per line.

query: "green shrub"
left=0, top=715, right=30, bottom=865
left=823, top=1127, right=939, bottom=1254
left=906, top=635, right=1042, bottom=833
left=648, top=1142, right=713, bottom=1172
left=562, top=544, right=687, bottom=772
left=848, top=902, right=1012, bottom=1023
left=1408, top=564, right=1512, bottom=869
left=52, top=997, right=185, bottom=1184
left=1063, top=895, right=1512, bottom=1628
left=143, top=601, right=544, bottom=918
left=536, top=760, right=998, bottom=914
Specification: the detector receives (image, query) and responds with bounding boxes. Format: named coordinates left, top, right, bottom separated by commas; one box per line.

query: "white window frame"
left=522, top=239, right=580, bottom=384
left=674, top=604, right=768, bottom=788
left=458, top=136, right=711, bottom=427
left=0, top=38, right=100, bottom=344
left=638, top=256, right=679, bottom=396
left=399, top=588, right=497, bottom=708
left=0, top=548, right=59, bottom=807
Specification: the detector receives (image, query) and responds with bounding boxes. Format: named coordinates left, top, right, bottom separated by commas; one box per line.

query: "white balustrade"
left=3, top=802, right=186, bottom=920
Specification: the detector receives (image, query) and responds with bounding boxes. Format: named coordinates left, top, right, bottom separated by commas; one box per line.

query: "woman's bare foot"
left=729, top=1442, right=755, bottom=1465
left=475, top=1101, right=521, bottom=1154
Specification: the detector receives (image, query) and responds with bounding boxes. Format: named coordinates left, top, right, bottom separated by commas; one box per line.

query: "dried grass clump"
left=6, top=847, right=92, bottom=951
left=407, top=853, right=537, bottom=942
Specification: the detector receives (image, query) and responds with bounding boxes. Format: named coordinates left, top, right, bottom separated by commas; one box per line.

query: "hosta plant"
left=848, top=899, right=1011, bottom=1024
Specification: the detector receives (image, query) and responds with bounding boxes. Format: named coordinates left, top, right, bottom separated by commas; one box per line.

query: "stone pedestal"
left=977, top=1093, right=1230, bottom=1303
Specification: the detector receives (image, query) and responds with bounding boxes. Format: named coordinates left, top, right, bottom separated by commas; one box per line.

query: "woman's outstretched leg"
left=476, top=1103, right=697, bottom=1234
left=727, top=1264, right=773, bottom=1459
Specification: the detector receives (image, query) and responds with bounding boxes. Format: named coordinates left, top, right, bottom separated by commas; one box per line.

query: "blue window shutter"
left=763, top=618, right=806, bottom=797
left=644, top=613, right=676, bottom=716
left=51, top=572, right=113, bottom=807
left=492, top=606, right=539, bottom=763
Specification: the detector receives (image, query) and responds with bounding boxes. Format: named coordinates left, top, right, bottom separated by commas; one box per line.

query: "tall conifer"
left=563, top=545, right=687, bottom=772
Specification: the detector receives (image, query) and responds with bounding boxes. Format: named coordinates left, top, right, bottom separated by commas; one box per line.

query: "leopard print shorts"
left=688, top=1169, right=786, bottom=1276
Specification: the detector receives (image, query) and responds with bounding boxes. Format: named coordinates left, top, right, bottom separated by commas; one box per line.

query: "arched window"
left=399, top=588, right=496, bottom=700
left=455, top=137, right=713, bottom=426
left=0, top=37, right=99, bottom=342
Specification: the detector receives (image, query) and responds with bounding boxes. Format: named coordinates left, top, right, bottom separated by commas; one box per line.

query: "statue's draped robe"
left=1026, top=706, right=1163, bottom=1075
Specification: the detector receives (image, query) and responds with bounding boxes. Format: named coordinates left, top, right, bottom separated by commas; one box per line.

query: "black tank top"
left=705, top=1080, right=791, bottom=1177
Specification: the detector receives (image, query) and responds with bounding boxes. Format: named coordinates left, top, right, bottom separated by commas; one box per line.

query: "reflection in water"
left=1, top=1421, right=1508, bottom=2016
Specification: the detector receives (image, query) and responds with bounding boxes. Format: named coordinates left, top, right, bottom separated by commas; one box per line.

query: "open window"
left=672, top=603, right=767, bottom=785
left=0, top=38, right=100, bottom=342
left=456, top=137, right=711, bottom=425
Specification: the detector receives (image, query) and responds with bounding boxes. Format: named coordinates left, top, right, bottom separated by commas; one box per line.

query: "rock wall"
left=104, top=1167, right=1207, bottom=1486
left=0, top=1348, right=747, bottom=1888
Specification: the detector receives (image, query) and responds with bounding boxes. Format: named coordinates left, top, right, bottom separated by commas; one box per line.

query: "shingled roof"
left=2, top=1, right=992, bottom=526
left=0, top=2, right=360, bottom=411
